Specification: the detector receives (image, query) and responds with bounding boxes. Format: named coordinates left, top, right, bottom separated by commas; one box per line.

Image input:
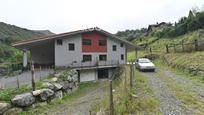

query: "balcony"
left=67, top=60, right=121, bottom=69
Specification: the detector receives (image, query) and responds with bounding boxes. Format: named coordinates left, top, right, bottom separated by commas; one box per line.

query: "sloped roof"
left=12, top=27, right=140, bottom=50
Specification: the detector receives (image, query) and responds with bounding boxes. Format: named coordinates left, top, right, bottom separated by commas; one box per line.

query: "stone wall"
left=0, top=69, right=78, bottom=115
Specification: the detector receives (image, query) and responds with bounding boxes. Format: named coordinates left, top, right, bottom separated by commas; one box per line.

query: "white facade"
left=54, top=34, right=126, bottom=67
left=55, top=35, right=82, bottom=66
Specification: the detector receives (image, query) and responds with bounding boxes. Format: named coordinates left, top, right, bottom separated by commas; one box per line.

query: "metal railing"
left=67, top=60, right=120, bottom=68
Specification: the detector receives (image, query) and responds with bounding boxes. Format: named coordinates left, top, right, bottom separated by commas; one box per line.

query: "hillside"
left=0, top=22, right=54, bottom=63
left=125, top=10, right=204, bottom=78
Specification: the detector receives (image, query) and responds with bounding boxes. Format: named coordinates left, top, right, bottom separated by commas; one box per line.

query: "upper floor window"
left=112, top=45, right=117, bottom=51
left=57, top=39, right=62, bottom=45
left=121, top=54, right=124, bottom=60
left=82, top=39, right=92, bottom=45
left=99, top=40, right=107, bottom=46
left=120, top=43, right=124, bottom=47
left=68, top=43, right=75, bottom=51
left=99, top=55, right=107, bottom=61
left=83, top=55, right=92, bottom=62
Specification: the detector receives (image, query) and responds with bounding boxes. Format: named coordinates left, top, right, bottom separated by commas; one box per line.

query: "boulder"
left=69, top=82, right=75, bottom=89
left=0, top=102, right=11, bottom=114
left=51, top=77, right=58, bottom=82
left=62, top=81, right=69, bottom=91
left=53, top=83, right=62, bottom=91
left=43, top=82, right=55, bottom=90
left=3, top=107, right=22, bottom=115
left=32, top=89, right=42, bottom=96
left=54, top=91, right=63, bottom=99
left=39, top=89, right=54, bottom=101
left=43, top=82, right=62, bottom=91
left=11, top=93, right=35, bottom=107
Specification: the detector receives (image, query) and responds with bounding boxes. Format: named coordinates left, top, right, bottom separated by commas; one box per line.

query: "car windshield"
left=139, top=59, right=151, bottom=63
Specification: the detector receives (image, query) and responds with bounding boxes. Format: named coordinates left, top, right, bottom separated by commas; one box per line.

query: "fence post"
left=166, top=45, right=169, bottom=53
left=31, top=62, right=36, bottom=91
left=39, top=66, right=42, bottom=81
left=16, top=75, right=20, bottom=89
left=195, top=39, right=198, bottom=51
left=109, top=80, right=114, bottom=115
left=130, top=64, right=133, bottom=89
left=181, top=40, right=184, bottom=52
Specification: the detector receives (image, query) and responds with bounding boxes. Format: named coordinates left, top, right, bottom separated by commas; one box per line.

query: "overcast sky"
left=0, top=0, right=203, bottom=34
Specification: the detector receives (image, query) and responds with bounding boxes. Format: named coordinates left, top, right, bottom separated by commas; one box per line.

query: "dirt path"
left=139, top=68, right=204, bottom=115
left=45, top=82, right=108, bottom=115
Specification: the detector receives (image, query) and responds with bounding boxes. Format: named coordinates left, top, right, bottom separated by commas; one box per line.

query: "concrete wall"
left=107, top=37, right=126, bottom=64
left=55, top=35, right=82, bottom=67
left=80, top=69, right=97, bottom=82
left=30, top=42, right=54, bottom=64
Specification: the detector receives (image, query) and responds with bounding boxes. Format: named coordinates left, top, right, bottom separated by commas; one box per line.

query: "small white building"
left=13, top=27, right=139, bottom=82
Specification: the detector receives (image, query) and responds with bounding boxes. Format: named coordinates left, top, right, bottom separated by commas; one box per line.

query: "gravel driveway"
left=0, top=69, right=53, bottom=89
left=139, top=68, right=204, bottom=115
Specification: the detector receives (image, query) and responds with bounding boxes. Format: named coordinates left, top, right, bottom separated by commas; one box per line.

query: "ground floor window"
left=83, top=55, right=92, bottom=62
left=99, top=55, right=107, bottom=61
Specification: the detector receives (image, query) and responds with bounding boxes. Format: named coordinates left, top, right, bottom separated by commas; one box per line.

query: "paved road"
left=139, top=68, right=204, bottom=115
left=0, top=69, right=54, bottom=89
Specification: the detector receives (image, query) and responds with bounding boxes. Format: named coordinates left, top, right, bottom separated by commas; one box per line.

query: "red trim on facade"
left=82, top=32, right=107, bottom=52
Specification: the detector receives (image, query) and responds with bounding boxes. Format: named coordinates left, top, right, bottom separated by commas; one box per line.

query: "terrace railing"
left=67, top=60, right=120, bottom=68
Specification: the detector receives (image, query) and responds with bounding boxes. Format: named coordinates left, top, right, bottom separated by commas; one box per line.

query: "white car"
left=135, top=58, right=155, bottom=72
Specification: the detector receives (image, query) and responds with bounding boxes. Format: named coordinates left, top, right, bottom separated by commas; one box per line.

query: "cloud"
left=0, top=0, right=203, bottom=33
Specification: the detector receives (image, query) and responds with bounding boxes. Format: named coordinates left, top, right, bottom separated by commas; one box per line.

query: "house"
left=13, top=27, right=139, bottom=82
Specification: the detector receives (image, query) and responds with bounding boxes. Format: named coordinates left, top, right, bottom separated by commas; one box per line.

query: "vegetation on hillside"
left=0, top=22, right=53, bottom=65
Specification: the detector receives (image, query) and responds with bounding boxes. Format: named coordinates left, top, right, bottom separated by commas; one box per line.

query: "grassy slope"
left=0, top=22, right=53, bottom=65
left=129, top=29, right=204, bottom=77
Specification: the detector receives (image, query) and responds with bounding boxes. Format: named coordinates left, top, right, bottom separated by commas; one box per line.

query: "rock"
left=72, top=74, right=78, bottom=82
left=54, top=73, right=61, bottom=78
left=62, top=81, right=69, bottom=91
left=67, top=75, right=73, bottom=82
left=65, top=88, right=72, bottom=94
left=69, top=82, right=74, bottom=89
left=43, top=82, right=62, bottom=91
left=32, top=90, right=42, bottom=96
left=11, top=93, right=35, bottom=107
left=54, top=91, right=63, bottom=99
left=51, top=77, right=58, bottom=82
left=32, top=102, right=47, bottom=108
left=0, top=102, right=11, bottom=114
left=43, top=82, right=55, bottom=90
left=39, top=89, right=54, bottom=101
left=53, top=83, right=62, bottom=91
left=3, top=107, right=22, bottom=115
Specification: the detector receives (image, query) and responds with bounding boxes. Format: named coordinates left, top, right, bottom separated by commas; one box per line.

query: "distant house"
left=13, top=27, right=139, bottom=82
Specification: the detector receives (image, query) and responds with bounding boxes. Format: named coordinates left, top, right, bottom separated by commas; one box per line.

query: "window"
left=120, top=43, right=124, bottom=47
left=68, top=43, right=75, bottom=51
left=121, top=54, right=124, bottom=60
left=82, top=39, right=92, bottom=45
left=57, top=39, right=62, bottom=45
left=99, top=55, right=107, bottom=61
left=99, top=40, right=107, bottom=46
left=112, top=45, right=117, bottom=51
left=83, top=55, right=92, bottom=62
